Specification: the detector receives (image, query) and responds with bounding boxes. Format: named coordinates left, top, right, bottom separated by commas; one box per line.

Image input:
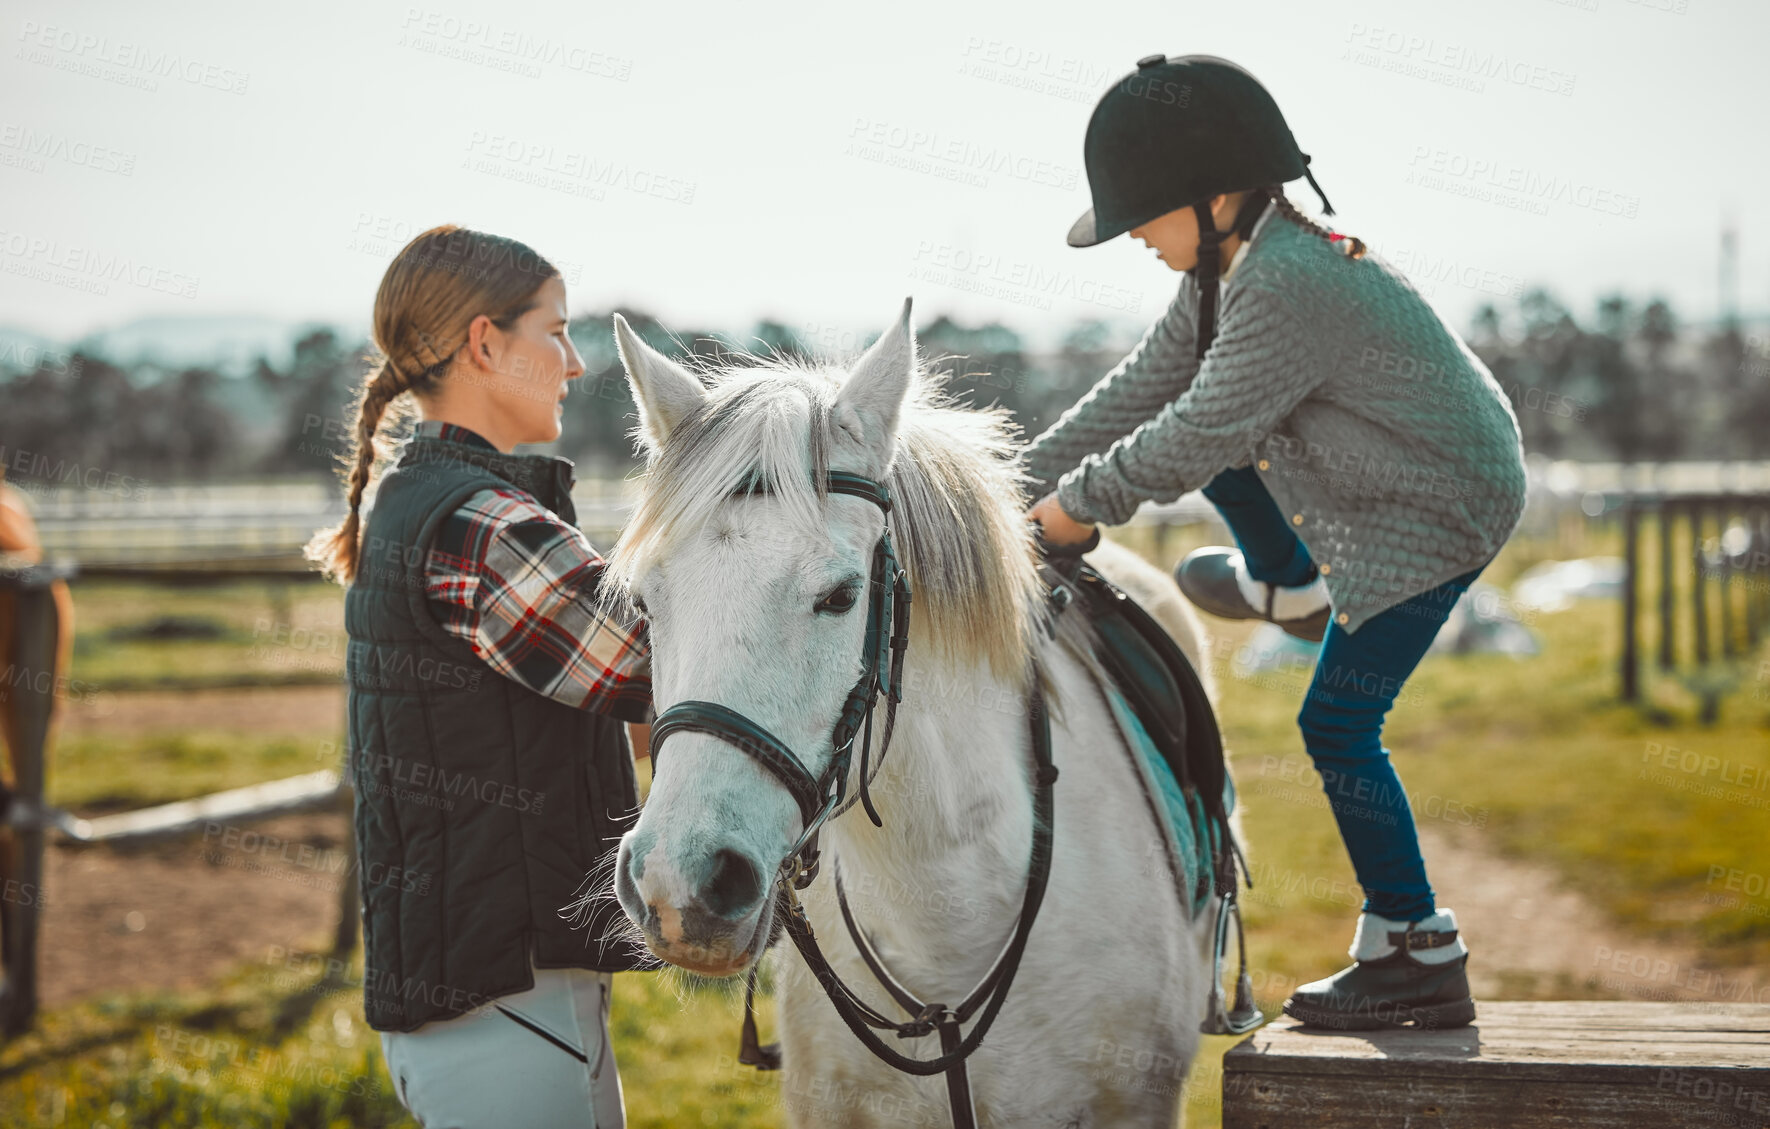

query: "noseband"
left=646, top=470, right=911, bottom=890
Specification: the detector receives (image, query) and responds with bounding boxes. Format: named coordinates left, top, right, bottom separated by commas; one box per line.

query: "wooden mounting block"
left=1222, top=1001, right=1770, bottom=1128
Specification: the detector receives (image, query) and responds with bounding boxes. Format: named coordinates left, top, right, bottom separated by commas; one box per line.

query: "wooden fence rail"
left=0, top=558, right=355, bottom=1038
left=1618, top=492, right=1770, bottom=715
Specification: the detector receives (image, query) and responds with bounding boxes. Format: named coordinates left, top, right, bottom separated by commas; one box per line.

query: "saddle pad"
left=1101, top=681, right=1235, bottom=921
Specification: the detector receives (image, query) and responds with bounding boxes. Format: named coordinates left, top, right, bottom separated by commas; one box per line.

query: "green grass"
left=0, top=943, right=1242, bottom=1128
left=0, top=957, right=411, bottom=1129
left=50, top=577, right=348, bottom=811
left=12, top=530, right=1769, bottom=1127
left=1388, top=599, right=1770, bottom=964
left=50, top=730, right=342, bottom=812
left=0, top=950, right=788, bottom=1129
left=69, top=580, right=345, bottom=690
left=1200, top=572, right=1770, bottom=978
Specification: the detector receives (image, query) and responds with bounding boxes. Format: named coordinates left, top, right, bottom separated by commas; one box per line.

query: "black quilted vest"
left=345, top=432, right=647, bottom=1033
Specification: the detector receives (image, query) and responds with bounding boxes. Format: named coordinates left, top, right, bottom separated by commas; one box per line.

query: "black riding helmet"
left=1067, top=54, right=1337, bottom=359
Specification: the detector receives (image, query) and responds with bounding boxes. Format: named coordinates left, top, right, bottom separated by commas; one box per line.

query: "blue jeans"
left=1201, top=466, right=1486, bottom=922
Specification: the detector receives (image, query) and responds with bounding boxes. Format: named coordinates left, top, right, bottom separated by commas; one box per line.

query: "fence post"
left=1718, top=498, right=1735, bottom=659
left=1754, top=505, right=1770, bottom=647
left=330, top=785, right=358, bottom=964
left=1691, top=500, right=1709, bottom=667
left=1621, top=498, right=1639, bottom=701
left=1748, top=506, right=1762, bottom=651
left=330, top=701, right=357, bottom=966
left=0, top=576, right=63, bottom=1037
left=1658, top=498, right=1676, bottom=671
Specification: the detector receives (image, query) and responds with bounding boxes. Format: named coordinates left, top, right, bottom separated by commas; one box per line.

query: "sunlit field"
left=4, top=528, right=1765, bottom=1128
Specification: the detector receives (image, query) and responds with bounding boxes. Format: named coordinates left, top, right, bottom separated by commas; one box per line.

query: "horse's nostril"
left=699, top=848, right=764, bottom=918
left=616, top=845, right=642, bottom=917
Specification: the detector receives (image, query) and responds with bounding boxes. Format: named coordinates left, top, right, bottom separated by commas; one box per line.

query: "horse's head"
left=607, top=302, right=920, bottom=976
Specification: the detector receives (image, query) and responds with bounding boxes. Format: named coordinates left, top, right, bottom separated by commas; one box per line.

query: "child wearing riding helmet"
left=1024, top=54, right=1527, bottom=1030
left=308, top=225, right=651, bottom=1126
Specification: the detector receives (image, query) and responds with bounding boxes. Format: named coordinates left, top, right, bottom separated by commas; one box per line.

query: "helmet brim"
left=1068, top=207, right=1119, bottom=248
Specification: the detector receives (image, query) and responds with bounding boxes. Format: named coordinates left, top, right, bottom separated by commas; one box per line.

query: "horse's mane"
left=603, top=355, right=1051, bottom=688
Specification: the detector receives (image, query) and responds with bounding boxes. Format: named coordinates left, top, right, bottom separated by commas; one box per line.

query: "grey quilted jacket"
left=1023, top=207, right=1528, bottom=634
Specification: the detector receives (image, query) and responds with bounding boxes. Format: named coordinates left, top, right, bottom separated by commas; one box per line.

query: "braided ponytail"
left=1263, top=185, right=1367, bottom=260
left=304, top=224, right=559, bottom=583
left=305, top=358, right=413, bottom=582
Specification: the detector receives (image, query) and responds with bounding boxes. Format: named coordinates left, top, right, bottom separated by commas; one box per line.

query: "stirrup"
left=1200, top=890, right=1262, bottom=1036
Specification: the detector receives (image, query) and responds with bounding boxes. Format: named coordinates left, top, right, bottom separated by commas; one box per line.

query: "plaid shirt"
left=416, top=421, right=652, bottom=724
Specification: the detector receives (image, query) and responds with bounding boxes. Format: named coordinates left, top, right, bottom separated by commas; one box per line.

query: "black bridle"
left=643, top=469, right=1060, bottom=1129
left=647, top=470, right=912, bottom=890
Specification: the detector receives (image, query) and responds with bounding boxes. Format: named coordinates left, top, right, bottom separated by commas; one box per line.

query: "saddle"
left=1036, top=532, right=1237, bottom=908
left=1037, top=533, right=1260, bottom=1036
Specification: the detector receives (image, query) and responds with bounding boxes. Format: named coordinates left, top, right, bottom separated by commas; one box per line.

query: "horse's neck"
left=820, top=651, right=1039, bottom=962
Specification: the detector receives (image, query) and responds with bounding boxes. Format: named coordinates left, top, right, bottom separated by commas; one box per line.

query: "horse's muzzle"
left=616, top=836, right=774, bottom=977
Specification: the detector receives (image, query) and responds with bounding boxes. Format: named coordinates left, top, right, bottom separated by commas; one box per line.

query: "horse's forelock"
left=607, top=368, right=829, bottom=587
left=605, top=356, right=1043, bottom=684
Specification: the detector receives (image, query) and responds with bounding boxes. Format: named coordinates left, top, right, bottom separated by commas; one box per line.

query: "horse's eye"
left=631, top=593, right=648, bottom=616
left=816, top=584, right=859, bottom=615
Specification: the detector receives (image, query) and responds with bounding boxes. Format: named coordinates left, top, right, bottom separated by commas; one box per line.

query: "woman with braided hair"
left=308, top=225, right=650, bottom=1125
left=1025, top=55, right=1528, bottom=1030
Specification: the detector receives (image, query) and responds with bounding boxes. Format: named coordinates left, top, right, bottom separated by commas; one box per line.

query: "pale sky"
left=4, top=0, right=1766, bottom=351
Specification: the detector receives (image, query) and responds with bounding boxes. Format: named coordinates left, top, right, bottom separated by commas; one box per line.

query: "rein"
left=754, top=685, right=1056, bottom=1129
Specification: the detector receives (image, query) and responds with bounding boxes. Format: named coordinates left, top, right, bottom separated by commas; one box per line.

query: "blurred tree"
left=3, top=291, right=1761, bottom=487
left=917, top=316, right=1030, bottom=426
left=1634, top=298, right=1685, bottom=461
left=265, top=329, right=362, bottom=476
left=153, top=368, right=239, bottom=478
left=746, top=320, right=810, bottom=363
left=1023, top=318, right=1129, bottom=440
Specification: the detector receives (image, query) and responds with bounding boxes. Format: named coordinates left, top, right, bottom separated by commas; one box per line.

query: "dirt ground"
left=38, top=812, right=348, bottom=1009
left=26, top=687, right=1752, bottom=1012
left=34, top=686, right=351, bottom=1009
left=63, top=684, right=347, bottom=737
left=1417, top=822, right=1737, bottom=1003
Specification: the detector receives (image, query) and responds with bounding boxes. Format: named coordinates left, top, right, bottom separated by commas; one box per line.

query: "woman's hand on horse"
left=1028, top=493, right=1097, bottom=548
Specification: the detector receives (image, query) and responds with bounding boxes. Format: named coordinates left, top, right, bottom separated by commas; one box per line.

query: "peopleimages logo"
left=1343, top=23, right=1577, bottom=96
left=909, top=241, right=1143, bottom=315
left=0, top=229, right=201, bottom=298
left=398, top=8, right=632, bottom=81
left=14, top=21, right=250, bottom=94
left=0, top=123, right=136, bottom=175
left=1404, top=147, right=1640, bottom=219
left=0, top=445, right=148, bottom=498
left=462, top=132, right=697, bottom=205
left=845, top=117, right=1080, bottom=192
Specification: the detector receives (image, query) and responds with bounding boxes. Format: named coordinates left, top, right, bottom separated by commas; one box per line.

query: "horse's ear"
left=613, top=313, right=707, bottom=453
left=833, top=297, right=915, bottom=470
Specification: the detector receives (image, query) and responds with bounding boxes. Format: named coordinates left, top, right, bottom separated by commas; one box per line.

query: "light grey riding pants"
left=379, top=963, right=623, bottom=1129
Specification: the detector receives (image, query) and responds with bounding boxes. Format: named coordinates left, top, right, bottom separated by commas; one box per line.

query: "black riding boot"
left=1173, top=546, right=1330, bottom=642
left=1283, top=909, right=1477, bottom=1030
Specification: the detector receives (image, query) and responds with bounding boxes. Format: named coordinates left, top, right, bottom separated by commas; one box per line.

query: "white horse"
left=603, top=301, right=1227, bottom=1127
